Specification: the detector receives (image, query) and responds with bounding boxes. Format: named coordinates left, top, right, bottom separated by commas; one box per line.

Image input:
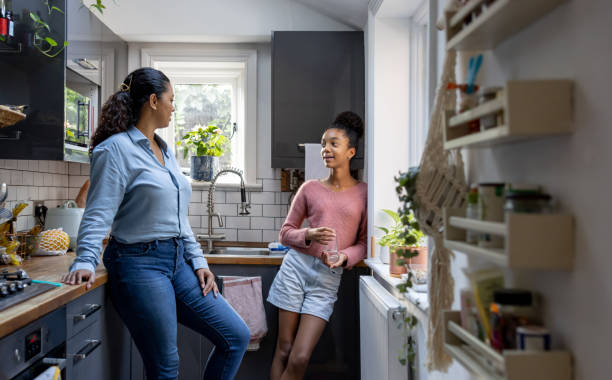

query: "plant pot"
left=191, top=155, right=219, bottom=181
left=379, top=245, right=390, bottom=264
left=389, top=246, right=428, bottom=278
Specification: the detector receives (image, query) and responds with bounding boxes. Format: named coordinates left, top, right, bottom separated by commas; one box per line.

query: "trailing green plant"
left=30, top=2, right=68, bottom=58
left=396, top=314, right=418, bottom=371
left=177, top=125, right=229, bottom=158
left=376, top=209, right=424, bottom=248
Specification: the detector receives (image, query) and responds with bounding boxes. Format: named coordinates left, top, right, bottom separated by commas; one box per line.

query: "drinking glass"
left=322, top=230, right=339, bottom=264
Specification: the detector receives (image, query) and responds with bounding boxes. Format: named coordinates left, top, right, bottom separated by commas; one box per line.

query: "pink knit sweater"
left=279, top=180, right=367, bottom=269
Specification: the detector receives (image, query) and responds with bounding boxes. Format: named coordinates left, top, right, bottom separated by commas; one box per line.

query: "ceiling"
left=294, top=0, right=369, bottom=29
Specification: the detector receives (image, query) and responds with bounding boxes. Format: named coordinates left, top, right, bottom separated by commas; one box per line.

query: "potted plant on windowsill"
left=177, top=125, right=228, bottom=182
left=376, top=209, right=426, bottom=277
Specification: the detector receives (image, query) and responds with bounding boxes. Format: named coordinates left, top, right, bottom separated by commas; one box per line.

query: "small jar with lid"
left=504, top=190, right=554, bottom=214
left=489, top=289, right=539, bottom=351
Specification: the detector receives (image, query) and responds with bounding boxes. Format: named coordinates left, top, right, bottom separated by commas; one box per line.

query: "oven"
left=0, top=306, right=67, bottom=380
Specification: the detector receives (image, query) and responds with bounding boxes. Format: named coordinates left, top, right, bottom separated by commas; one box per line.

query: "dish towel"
left=220, top=276, right=268, bottom=351
left=34, top=366, right=62, bottom=380
left=304, top=143, right=328, bottom=180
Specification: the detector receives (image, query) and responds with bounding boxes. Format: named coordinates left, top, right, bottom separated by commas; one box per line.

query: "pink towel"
left=221, top=276, right=268, bottom=349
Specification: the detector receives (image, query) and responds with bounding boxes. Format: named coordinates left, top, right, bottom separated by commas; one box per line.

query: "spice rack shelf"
left=445, top=0, right=567, bottom=51
left=444, top=311, right=572, bottom=380
left=443, top=208, right=574, bottom=270
left=443, top=80, right=573, bottom=150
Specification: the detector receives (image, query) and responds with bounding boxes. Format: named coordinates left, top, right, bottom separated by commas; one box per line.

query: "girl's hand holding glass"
left=321, top=229, right=347, bottom=268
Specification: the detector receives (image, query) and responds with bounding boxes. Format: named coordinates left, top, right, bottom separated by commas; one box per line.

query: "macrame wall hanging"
left=415, top=47, right=467, bottom=372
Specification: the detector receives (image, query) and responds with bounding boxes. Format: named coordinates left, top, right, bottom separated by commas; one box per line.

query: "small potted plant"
left=377, top=209, right=426, bottom=277
left=177, top=125, right=228, bottom=181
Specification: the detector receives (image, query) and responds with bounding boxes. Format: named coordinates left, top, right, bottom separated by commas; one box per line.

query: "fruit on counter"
left=35, top=228, right=70, bottom=255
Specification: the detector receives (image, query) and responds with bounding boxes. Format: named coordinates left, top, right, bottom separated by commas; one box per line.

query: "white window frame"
left=135, top=46, right=258, bottom=186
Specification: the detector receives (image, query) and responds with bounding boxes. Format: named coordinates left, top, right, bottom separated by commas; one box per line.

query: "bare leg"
left=270, top=309, right=301, bottom=380
left=280, top=314, right=327, bottom=380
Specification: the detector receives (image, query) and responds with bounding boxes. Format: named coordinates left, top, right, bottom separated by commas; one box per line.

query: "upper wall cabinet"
left=271, top=31, right=365, bottom=169
left=0, top=0, right=126, bottom=162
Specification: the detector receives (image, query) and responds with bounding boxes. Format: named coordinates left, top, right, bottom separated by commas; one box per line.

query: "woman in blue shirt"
left=61, top=68, right=249, bottom=380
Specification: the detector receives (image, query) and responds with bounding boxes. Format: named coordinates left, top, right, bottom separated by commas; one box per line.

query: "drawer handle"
left=69, top=339, right=101, bottom=363
left=73, top=304, right=101, bottom=321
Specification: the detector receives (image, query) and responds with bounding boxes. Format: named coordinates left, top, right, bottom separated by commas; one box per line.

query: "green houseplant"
left=376, top=209, right=425, bottom=277
left=177, top=125, right=228, bottom=181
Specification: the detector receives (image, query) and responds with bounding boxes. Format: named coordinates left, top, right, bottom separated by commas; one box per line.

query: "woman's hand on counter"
left=321, top=252, right=347, bottom=269
left=196, top=268, right=218, bottom=298
left=60, top=269, right=96, bottom=289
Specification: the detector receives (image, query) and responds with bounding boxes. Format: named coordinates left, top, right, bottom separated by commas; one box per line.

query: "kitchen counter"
left=0, top=252, right=108, bottom=339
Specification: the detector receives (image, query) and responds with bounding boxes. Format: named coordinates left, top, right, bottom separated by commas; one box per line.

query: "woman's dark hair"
left=90, top=67, right=170, bottom=153
left=328, top=111, right=364, bottom=152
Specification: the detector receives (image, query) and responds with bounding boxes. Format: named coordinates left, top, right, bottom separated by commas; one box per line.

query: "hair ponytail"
left=89, top=67, right=170, bottom=153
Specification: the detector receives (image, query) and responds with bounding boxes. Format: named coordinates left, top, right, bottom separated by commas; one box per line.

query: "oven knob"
left=14, top=349, right=21, bottom=362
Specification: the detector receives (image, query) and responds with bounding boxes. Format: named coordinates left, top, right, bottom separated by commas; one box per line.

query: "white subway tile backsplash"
left=248, top=204, right=262, bottom=217
left=225, top=216, right=251, bottom=229
left=275, top=218, right=285, bottom=231
left=34, top=174, right=44, bottom=186
left=37, top=161, right=48, bottom=172
left=43, top=173, right=53, bottom=186
left=238, top=229, right=262, bottom=242
left=251, top=217, right=274, bottom=230
left=18, top=160, right=29, bottom=170
left=69, top=175, right=88, bottom=188
left=5, top=160, right=17, bottom=169
left=28, top=160, right=38, bottom=172
left=263, top=230, right=279, bottom=243
left=251, top=192, right=275, bottom=204
left=225, top=192, right=241, bottom=204
left=212, top=191, right=225, bottom=204
left=190, top=191, right=202, bottom=203
left=216, top=203, right=238, bottom=217
left=280, top=192, right=291, bottom=205
left=10, top=171, right=22, bottom=185
left=263, top=205, right=281, bottom=217
left=188, top=215, right=201, bottom=228
left=68, top=162, right=80, bottom=176
left=22, top=172, right=34, bottom=186
left=263, top=179, right=281, bottom=192
left=80, top=164, right=90, bottom=176
left=188, top=203, right=206, bottom=216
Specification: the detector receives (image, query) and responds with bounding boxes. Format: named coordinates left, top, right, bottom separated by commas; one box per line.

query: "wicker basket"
left=0, top=105, right=26, bottom=128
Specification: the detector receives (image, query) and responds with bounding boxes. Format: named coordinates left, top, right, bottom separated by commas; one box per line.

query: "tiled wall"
left=0, top=160, right=291, bottom=243
left=0, top=160, right=89, bottom=232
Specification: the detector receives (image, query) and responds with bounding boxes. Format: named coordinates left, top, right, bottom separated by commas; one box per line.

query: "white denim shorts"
left=267, top=248, right=343, bottom=322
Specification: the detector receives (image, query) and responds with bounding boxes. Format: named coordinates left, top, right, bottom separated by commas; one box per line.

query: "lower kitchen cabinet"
left=121, top=263, right=368, bottom=379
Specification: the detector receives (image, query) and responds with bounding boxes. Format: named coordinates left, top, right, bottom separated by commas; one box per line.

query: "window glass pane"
left=173, top=84, right=237, bottom=174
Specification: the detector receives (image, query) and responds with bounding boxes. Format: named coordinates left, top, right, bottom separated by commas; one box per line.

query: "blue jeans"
left=103, top=237, right=250, bottom=380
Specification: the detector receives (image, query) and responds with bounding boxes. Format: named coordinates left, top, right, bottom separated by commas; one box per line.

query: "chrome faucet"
left=197, top=168, right=250, bottom=253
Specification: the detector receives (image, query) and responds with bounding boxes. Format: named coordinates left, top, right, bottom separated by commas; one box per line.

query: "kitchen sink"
left=207, top=247, right=271, bottom=256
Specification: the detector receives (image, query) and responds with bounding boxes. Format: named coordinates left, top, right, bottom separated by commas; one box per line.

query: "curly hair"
left=328, top=111, right=365, bottom=152
left=89, top=67, right=170, bottom=153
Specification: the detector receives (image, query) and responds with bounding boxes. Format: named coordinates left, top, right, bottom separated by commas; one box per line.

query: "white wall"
left=94, top=0, right=355, bottom=43
left=432, top=0, right=612, bottom=379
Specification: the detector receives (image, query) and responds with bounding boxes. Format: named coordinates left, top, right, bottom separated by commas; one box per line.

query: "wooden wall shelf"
left=444, top=311, right=572, bottom=380
left=445, top=0, right=568, bottom=51
left=443, top=208, right=574, bottom=270
left=443, top=80, right=573, bottom=150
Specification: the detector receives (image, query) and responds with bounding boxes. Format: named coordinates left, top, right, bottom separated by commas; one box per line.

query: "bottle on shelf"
left=0, top=0, right=7, bottom=40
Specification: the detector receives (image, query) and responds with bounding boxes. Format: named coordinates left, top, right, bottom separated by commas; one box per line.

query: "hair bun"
left=334, top=111, right=364, bottom=140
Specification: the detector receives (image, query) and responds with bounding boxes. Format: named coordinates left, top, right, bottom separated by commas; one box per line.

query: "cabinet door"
left=66, top=314, right=106, bottom=380
left=272, top=31, right=365, bottom=168
left=0, top=0, right=66, bottom=160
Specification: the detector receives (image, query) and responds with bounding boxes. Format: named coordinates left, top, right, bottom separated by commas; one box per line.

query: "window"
left=137, top=46, right=258, bottom=185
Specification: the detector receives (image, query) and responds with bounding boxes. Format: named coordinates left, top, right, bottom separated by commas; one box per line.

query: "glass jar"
left=479, top=87, right=503, bottom=130
left=504, top=190, right=554, bottom=214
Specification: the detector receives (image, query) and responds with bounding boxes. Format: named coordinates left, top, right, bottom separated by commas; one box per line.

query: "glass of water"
left=322, top=230, right=339, bottom=264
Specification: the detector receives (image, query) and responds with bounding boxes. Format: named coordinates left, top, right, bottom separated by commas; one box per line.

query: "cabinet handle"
left=69, top=339, right=101, bottom=363
left=73, top=303, right=101, bottom=321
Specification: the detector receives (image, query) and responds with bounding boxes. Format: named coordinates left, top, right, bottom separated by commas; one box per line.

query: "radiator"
left=359, top=276, right=408, bottom=380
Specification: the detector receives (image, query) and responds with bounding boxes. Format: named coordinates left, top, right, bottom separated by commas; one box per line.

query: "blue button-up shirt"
left=70, top=126, right=208, bottom=273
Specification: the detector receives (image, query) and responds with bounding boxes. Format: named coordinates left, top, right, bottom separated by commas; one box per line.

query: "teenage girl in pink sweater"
left=267, top=111, right=367, bottom=380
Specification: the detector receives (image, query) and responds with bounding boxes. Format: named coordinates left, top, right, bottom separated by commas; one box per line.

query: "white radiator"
left=359, top=276, right=408, bottom=380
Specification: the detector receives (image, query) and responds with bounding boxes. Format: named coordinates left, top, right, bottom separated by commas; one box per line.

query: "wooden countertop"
left=0, top=252, right=108, bottom=339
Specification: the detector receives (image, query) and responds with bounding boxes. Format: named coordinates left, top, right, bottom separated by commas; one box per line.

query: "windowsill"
left=189, top=179, right=264, bottom=191
left=365, top=258, right=429, bottom=325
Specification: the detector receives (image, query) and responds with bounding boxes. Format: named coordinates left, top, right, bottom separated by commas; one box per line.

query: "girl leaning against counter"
left=61, top=68, right=249, bottom=380
left=267, top=111, right=367, bottom=380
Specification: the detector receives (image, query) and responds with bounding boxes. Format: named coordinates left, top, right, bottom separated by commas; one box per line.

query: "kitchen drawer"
left=66, top=316, right=106, bottom=380
left=66, top=285, right=105, bottom=339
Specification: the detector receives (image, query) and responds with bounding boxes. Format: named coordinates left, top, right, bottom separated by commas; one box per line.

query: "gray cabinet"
left=271, top=31, right=365, bottom=169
